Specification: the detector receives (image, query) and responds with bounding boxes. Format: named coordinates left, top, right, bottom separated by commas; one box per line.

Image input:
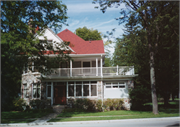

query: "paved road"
left=1, top=117, right=179, bottom=127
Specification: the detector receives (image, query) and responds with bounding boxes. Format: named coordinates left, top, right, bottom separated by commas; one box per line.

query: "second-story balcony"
left=46, top=66, right=135, bottom=78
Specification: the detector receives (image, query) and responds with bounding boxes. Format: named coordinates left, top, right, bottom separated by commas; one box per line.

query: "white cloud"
left=69, top=20, right=80, bottom=27
left=66, top=2, right=125, bottom=13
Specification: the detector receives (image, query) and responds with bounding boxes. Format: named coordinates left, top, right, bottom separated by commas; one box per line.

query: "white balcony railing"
left=47, top=66, right=134, bottom=77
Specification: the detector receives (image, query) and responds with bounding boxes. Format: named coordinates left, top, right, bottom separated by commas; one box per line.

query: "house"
left=21, top=28, right=137, bottom=109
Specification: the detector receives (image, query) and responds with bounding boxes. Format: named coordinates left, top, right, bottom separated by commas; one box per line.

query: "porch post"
left=32, top=62, right=34, bottom=72
left=70, top=60, right=72, bottom=77
left=51, top=82, right=53, bottom=106
left=96, top=58, right=98, bottom=76
left=116, top=65, right=118, bottom=75
left=23, top=65, right=25, bottom=74
left=100, top=56, right=103, bottom=77
left=66, top=82, right=68, bottom=103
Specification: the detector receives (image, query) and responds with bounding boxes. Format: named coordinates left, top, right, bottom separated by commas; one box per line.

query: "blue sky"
left=58, top=0, right=126, bottom=55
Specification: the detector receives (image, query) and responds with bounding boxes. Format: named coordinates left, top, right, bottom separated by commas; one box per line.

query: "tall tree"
left=1, top=1, right=70, bottom=111
left=75, top=26, right=102, bottom=41
left=93, top=0, right=179, bottom=114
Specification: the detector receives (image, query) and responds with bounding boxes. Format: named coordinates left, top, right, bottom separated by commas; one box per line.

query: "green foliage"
left=95, top=0, right=179, bottom=113
left=1, top=1, right=70, bottom=111
left=13, top=98, right=27, bottom=111
left=29, top=99, right=51, bottom=109
left=103, top=99, right=124, bottom=111
left=75, top=26, right=102, bottom=41
left=129, top=85, right=151, bottom=111
left=67, top=98, right=124, bottom=112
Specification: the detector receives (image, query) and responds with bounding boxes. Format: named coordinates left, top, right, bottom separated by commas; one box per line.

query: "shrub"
left=96, top=100, right=102, bottom=111
left=30, top=99, right=51, bottom=109
left=13, top=98, right=27, bottom=111
left=103, top=99, right=124, bottom=111
left=66, top=98, right=125, bottom=112
left=129, top=85, right=151, bottom=110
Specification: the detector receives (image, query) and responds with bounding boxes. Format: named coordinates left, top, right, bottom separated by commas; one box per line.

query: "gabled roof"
left=57, top=29, right=105, bottom=54
left=35, top=28, right=74, bottom=53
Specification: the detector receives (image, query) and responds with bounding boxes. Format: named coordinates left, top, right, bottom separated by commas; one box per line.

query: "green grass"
left=1, top=109, right=54, bottom=123
left=49, top=111, right=179, bottom=122
left=48, top=101, right=179, bottom=122
left=1, top=119, right=36, bottom=123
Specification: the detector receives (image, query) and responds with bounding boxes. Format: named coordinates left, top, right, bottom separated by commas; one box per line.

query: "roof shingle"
left=57, top=29, right=105, bottom=54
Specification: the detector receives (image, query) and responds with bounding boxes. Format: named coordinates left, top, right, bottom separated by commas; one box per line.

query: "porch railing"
left=47, top=66, right=134, bottom=77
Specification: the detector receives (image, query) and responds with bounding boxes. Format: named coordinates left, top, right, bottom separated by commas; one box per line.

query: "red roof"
left=57, top=29, right=105, bottom=54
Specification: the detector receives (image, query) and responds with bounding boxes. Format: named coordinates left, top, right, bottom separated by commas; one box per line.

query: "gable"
left=35, top=28, right=74, bottom=52
left=57, top=29, right=105, bottom=54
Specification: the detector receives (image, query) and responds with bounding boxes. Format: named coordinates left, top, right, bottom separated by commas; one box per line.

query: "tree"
left=75, top=26, right=102, bottom=41
left=93, top=0, right=179, bottom=114
left=1, top=1, right=70, bottom=111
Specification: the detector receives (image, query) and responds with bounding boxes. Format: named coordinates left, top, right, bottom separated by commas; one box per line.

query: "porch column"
left=70, top=60, right=72, bottom=77
left=32, top=62, right=34, bottom=72
left=100, top=56, right=103, bottom=77
left=51, top=82, right=53, bottom=105
left=66, top=82, right=68, bottom=103
left=23, top=65, right=25, bottom=74
left=96, top=58, right=98, bottom=76
left=116, top=65, right=118, bottom=75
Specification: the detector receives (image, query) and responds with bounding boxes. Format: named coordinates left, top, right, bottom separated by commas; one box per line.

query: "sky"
left=58, top=0, right=127, bottom=55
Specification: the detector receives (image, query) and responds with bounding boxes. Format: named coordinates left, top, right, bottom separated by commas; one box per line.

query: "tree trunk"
left=149, top=47, right=159, bottom=114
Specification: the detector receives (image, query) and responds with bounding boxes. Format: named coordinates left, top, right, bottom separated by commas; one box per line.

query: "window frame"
left=22, top=84, right=29, bottom=98
left=32, top=83, right=41, bottom=99
left=104, top=82, right=126, bottom=89
left=67, top=81, right=98, bottom=98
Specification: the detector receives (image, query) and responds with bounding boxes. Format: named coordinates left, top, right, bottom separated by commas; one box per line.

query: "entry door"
left=54, top=84, right=66, bottom=105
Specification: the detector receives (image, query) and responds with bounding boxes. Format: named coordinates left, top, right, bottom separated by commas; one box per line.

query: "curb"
left=1, top=117, right=179, bottom=126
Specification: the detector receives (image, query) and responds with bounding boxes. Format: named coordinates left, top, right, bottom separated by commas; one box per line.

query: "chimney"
left=28, top=17, right=33, bottom=33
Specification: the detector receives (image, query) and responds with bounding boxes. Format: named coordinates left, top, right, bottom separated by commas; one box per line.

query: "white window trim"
left=67, top=81, right=98, bottom=98
left=104, top=82, right=126, bottom=89
left=32, top=83, right=41, bottom=99
left=22, top=84, right=28, bottom=99
left=46, top=82, right=52, bottom=98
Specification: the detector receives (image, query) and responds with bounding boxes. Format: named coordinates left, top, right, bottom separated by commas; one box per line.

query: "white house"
left=21, top=28, right=137, bottom=109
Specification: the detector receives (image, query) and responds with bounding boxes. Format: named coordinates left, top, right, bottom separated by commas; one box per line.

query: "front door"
left=54, top=83, right=66, bottom=105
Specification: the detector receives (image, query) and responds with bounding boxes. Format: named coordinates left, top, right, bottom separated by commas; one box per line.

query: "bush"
left=13, top=98, right=27, bottom=111
left=129, top=85, right=151, bottom=110
left=30, top=99, right=51, bottom=109
left=96, top=100, right=102, bottom=111
left=66, top=98, right=125, bottom=112
left=103, top=99, right=124, bottom=111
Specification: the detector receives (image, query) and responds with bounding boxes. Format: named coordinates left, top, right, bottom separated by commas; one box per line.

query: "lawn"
left=48, top=101, right=179, bottom=122
left=1, top=109, right=54, bottom=123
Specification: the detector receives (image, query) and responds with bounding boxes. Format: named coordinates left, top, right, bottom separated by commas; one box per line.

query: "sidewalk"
left=28, top=105, right=65, bottom=124
left=1, top=117, right=179, bottom=126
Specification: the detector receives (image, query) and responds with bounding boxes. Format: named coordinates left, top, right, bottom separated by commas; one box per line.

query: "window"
left=119, top=85, right=125, bottom=88
left=112, top=82, right=118, bottom=88
left=76, top=82, right=82, bottom=96
left=105, top=82, right=125, bottom=89
left=67, top=81, right=97, bottom=97
left=83, top=82, right=89, bottom=96
left=83, top=62, right=90, bottom=73
left=47, top=82, right=51, bottom=97
left=91, top=81, right=97, bottom=96
left=33, top=83, right=41, bottom=98
left=68, top=82, right=74, bottom=96
left=22, top=84, right=29, bottom=98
